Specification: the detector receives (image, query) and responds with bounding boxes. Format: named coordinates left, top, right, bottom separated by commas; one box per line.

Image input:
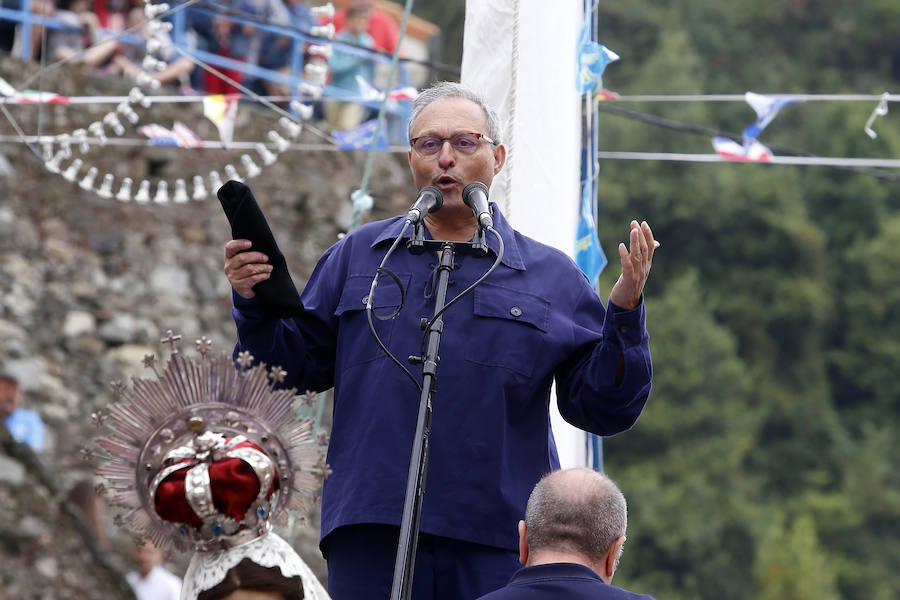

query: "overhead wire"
left=611, top=93, right=900, bottom=103
left=593, top=101, right=900, bottom=181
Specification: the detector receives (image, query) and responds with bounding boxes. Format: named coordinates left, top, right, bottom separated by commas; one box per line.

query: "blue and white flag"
left=710, top=92, right=802, bottom=161
left=575, top=180, right=607, bottom=285
left=332, top=119, right=389, bottom=151
left=741, top=92, right=803, bottom=144
left=137, top=121, right=203, bottom=148
left=576, top=21, right=619, bottom=94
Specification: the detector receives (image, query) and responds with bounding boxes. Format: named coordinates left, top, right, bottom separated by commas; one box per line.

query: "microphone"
left=406, top=186, right=443, bottom=225
left=462, top=182, right=493, bottom=229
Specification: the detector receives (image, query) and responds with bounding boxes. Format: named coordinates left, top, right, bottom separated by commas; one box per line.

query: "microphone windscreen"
left=217, top=180, right=303, bottom=318
left=420, top=185, right=443, bottom=212
left=462, top=181, right=488, bottom=206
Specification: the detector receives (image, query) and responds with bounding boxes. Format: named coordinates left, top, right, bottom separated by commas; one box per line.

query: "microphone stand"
left=390, top=227, right=487, bottom=600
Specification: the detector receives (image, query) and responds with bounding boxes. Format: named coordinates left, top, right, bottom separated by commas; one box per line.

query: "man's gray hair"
left=524, top=468, right=627, bottom=562
left=407, top=81, right=503, bottom=144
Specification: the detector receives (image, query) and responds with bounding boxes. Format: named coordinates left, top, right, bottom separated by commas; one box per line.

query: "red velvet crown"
left=154, top=439, right=278, bottom=530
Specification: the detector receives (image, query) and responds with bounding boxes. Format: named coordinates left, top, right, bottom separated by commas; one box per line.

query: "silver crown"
left=92, top=332, right=330, bottom=552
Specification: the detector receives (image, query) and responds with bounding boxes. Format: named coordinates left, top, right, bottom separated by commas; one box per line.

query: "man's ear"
left=493, top=143, right=507, bottom=175
left=518, top=520, right=528, bottom=565
left=603, top=536, right=626, bottom=583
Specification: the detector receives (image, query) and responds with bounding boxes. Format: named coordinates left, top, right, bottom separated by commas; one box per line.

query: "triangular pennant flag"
left=353, top=77, right=418, bottom=107
left=576, top=21, right=619, bottom=93
left=575, top=182, right=608, bottom=284
left=387, top=86, right=418, bottom=102
left=712, top=136, right=773, bottom=162
left=14, top=90, right=68, bottom=104
left=332, top=119, right=389, bottom=151
left=138, top=122, right=204, bottom=148
left=172, top=121, right=203, bottom=148
left=355, top=75, right=383, bottom=103
left=741, top=91, right=802, bottom=143
left=575, top=148, right=607, bottom=284
left=203, top=94, right=239, bottom=147
left=0, top=76, right=16, bottom=97
left=138, top=123, right=180, bottom=146
left=597, top=89, right=620, bottom=101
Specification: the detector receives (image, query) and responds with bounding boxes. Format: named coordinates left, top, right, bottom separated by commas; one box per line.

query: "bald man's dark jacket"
left=475, top=562, right=657, bottom=600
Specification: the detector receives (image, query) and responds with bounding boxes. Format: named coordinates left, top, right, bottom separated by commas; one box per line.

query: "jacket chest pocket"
left=464, top=282, right=551, bottom=378
left=335, top=273, right=411, bottom=364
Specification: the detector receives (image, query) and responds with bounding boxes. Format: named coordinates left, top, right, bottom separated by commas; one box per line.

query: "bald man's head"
left=524, top=468, right=627, bottom=563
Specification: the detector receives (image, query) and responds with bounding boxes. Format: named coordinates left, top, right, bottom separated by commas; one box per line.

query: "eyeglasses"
left=409, top=132, right=496, bottom=157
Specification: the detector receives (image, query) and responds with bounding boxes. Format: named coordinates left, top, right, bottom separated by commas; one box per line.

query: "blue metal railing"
left=0, top=0, right=412, bottom=141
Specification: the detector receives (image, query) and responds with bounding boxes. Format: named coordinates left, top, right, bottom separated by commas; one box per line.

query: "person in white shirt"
left=126, top=539, right=183, bottom=600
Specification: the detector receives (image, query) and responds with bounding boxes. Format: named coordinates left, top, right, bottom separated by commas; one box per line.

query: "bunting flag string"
left=15, top=135, right=897, bottom=169
left=0, top=135, right=410, bottom=152
left=3, top=86, right=894, bottom=169
left=711, top=91, right=804, bottom=162
left=593, top=151, right=900, bottom=169
left=590, top=95, right=898, bottom=177
left=2, top=3, right=896, bottom=207
left=603, top=93, right=900, bottom=103
left=3, top=88, right=893, bottom=108
left=0, top=0, right=339, bottom=204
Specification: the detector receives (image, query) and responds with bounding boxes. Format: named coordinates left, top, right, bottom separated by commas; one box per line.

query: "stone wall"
left=0, top=54, right=414, bottom=598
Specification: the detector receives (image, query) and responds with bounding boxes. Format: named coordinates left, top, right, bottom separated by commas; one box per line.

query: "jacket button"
left=361, top=295, right=369, bottom=305
left=509, top=306, right=523, bottom=317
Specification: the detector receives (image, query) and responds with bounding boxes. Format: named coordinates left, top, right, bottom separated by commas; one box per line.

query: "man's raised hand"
left=609, top=220, right=659, bottom=310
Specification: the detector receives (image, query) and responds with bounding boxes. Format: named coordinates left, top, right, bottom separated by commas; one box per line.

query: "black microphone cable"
left=366, top=219, right=422, bottom=395
left=366, top=214, right=506, bottom=396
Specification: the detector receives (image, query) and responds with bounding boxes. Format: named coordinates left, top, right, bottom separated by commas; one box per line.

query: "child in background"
left=324, top=3, right=375, bottom=131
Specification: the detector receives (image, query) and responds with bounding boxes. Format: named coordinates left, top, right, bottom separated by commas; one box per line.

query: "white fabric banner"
left=462, top=0, right=586, bottom=469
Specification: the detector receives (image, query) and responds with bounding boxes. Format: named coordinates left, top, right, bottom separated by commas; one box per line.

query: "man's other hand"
left=224, top=239, right=273, bottom=299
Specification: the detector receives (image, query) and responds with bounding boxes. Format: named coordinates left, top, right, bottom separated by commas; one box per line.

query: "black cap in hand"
left=217, top=180, right=303, bottom=318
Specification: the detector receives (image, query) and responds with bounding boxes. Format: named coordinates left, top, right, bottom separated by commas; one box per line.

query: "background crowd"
left=0, top=0, right=400, bottom=130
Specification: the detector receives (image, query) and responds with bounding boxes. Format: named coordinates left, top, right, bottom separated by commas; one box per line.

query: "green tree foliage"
left=608, top=272, right=760, bottom=599
left=591, top=2, right=900, bottom=599
left=830, top=215, right=900, bottom=423
left=392, top=0, right=466, bottom=78
left=755, top=513, right=840, bottom=600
